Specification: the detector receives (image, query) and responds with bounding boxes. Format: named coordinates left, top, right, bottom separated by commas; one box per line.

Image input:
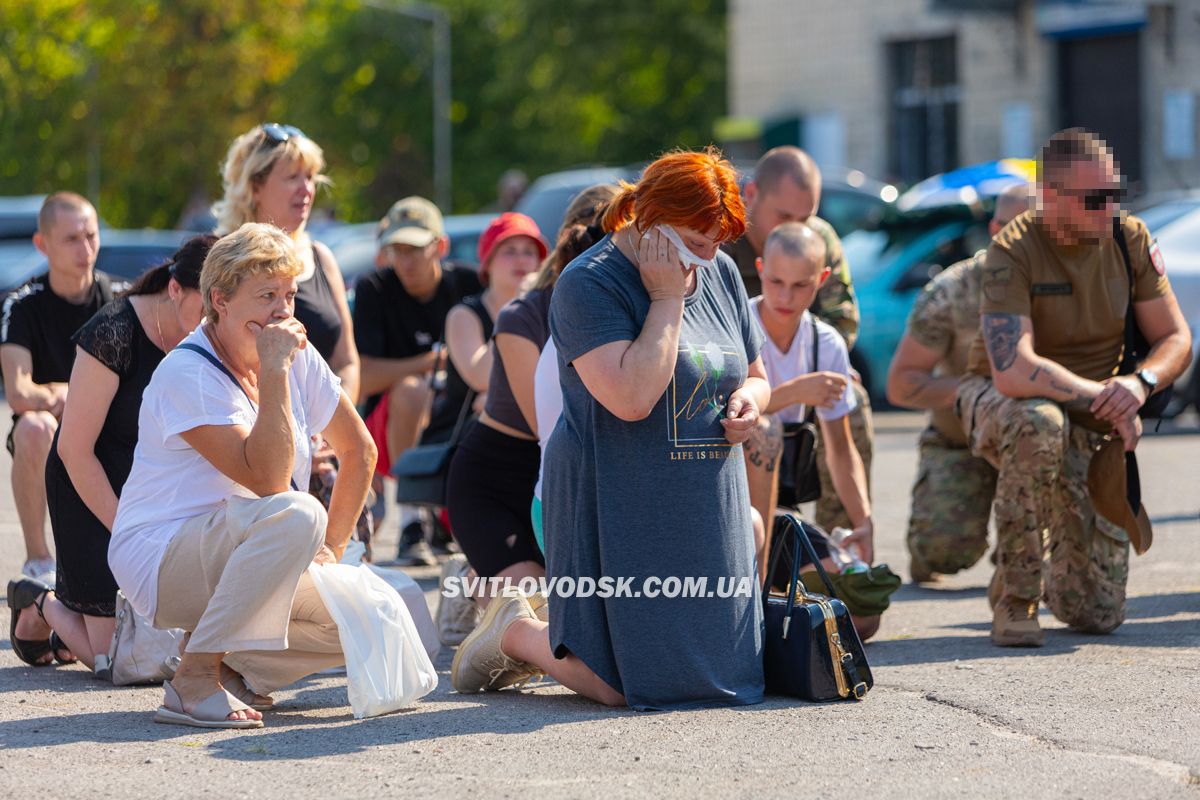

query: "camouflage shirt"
left=722, top=215, right=860, bottom=348
left=905, top=250, right=986, bottom=445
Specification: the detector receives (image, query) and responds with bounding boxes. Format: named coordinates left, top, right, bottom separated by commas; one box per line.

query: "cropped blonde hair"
left=212, top=125, right=330, bottom=235
left=201, top=223, right=304, bottom=323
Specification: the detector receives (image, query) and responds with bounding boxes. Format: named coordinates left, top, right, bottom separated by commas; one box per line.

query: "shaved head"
left=764, top=221, right=827, bottom=267
left=38, top=191, right=95, bottom=235
left=753, top=146, right=821, bottom=195
left=993, top=183, right=1034, bottom=229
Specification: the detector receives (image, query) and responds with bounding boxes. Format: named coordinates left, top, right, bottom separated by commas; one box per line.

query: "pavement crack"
left=913, top=687, right=1200, bottom=790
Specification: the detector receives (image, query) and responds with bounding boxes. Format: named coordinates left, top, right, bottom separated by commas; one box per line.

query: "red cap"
left=477, top=213, right=548, bottom=281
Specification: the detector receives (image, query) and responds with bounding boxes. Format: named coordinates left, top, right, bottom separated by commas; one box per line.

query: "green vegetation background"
left=0, top=0, right=725, bottom=228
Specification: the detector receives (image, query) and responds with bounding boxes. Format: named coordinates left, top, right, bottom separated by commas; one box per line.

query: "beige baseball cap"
left=378, top=196, right=444, bottom=248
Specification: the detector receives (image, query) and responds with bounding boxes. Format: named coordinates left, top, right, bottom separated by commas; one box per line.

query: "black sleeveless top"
left=424, top=293, right=493, bottom=443
left=294, top=245, right=343, bottom=362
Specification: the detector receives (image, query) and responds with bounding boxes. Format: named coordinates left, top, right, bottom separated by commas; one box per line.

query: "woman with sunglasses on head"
left=214, top=124, right=371, bottom=550
left=8, top=236, right=213, bottom=671
left=450, top=149, right=770, bottom=710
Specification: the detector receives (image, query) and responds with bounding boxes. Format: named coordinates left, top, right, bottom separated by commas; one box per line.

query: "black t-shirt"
left=294, top=245, right=343, bottom=363
left=1, top=272, right=116, bottom=385
left=352, top=262, right=482, bottom=416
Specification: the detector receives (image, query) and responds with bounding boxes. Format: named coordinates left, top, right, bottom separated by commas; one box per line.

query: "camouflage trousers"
left=814, top=381, right=873, bottom=531
left=956, top=375, right=1129, bottom=633
left=906, top=427, right=997, bottom=575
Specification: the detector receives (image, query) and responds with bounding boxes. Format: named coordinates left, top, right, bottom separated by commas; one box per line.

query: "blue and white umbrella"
left=896, top=159, right=1036, bottom=212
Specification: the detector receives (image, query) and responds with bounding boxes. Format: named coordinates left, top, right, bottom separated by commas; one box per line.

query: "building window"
left=888, top=37, right=960, bottom=185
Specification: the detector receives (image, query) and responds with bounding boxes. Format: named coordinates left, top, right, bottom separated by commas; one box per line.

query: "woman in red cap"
left=442, top=214, right=547, bottom=595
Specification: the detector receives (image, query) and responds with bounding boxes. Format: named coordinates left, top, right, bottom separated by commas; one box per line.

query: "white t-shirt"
left=532, top=337, right=563, bottom=501
left=750, top=297, right=857, bottom=423
left=110, top=323, right=342, bottom=620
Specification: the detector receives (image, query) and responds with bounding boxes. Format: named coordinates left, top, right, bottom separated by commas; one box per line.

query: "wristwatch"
left=1136, top=368, right=1159, bottom=394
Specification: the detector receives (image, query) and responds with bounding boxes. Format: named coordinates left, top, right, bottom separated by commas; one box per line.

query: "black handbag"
left=762, top=511, right=873, bottom=702
left=390, top=353, right=476, bottom=508
left=1113, top=219, right=1173, bottom=419
left=778, top=316, right=822, bottom=506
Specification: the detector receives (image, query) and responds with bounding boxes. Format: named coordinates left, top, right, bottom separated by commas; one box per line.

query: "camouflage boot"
left=991, top=598, right=1044, bottom=647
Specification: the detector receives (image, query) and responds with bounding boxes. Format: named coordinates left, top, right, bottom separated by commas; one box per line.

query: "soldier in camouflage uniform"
left=886, top=185, right=1032, bottom=582
left=724, top=147, right=872, bottom=534
left=956, top=130, right=1191, bottom=647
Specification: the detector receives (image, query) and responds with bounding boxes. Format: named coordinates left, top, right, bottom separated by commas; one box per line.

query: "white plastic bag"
left=307, top=563, right=438, bottom=718
left=339, top=542, right=441, bottom=661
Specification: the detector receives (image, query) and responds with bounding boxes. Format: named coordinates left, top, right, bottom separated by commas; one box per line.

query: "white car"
left=1142, top=197, right=1200, bottom=414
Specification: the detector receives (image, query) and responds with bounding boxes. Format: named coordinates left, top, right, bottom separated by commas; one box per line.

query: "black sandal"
left=7, top=577, right=57, bottom=666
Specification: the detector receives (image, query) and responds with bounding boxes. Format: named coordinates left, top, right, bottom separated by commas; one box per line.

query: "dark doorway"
left=888, top=37, right=960, bottom=186
left=1057, top=33, right=1142, bottom=187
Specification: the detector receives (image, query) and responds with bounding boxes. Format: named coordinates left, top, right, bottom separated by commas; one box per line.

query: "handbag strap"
left=176, top=342, right=299, bottom=492
left=1113, top=218, right=1140, bottom=376
left=803, top=315, right=819, bottom=425
left=763, top=511, right=843, bottom=601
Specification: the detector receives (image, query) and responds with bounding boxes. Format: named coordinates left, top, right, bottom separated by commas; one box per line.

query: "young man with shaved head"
left=724, top=146, right=874, bottom=536
left=956, top=130, right=1191, bottom=646
left=887, top=183, right=1034, bottom=584
left=746, top=224, right=875, bottom=626
left=1, top=192, right=116, bottom=579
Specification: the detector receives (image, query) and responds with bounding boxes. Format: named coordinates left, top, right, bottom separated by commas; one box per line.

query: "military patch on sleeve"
left=1149, top=239, right=1166, bottom=276
left=982, top=265, right=1011, bottom=304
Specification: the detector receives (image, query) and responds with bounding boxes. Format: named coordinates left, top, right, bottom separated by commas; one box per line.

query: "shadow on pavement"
left=869, top=591, right=1200, bottom=666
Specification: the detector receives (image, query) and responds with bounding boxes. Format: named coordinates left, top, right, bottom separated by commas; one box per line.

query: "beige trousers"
left=154, top=491, right=345, bottom=694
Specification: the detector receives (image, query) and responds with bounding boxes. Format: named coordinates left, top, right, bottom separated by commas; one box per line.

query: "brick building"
left=727, top=0, right=1200, bottom=193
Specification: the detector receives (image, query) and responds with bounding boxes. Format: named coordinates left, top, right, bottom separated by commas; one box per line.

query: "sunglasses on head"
left=260, top=123, right=306, bottom=148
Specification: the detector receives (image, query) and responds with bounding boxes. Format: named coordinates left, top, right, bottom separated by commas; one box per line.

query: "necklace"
left=154, top=299, right=166, bottom=351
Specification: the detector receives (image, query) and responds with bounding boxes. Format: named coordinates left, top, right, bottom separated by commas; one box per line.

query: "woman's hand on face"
left=636, top=227, right=690, bottom=302
left=791, top=371, right=848, bottom=409
left=250, top=317, right=308, bottom=372
left=721, top=387, right=760, bottom=445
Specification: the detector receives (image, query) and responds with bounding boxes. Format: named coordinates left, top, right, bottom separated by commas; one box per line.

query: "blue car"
left=844, top=206, right=993, bottom=402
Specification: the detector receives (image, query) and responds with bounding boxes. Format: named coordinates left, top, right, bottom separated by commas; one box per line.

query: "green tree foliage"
left=0, top=0, right=726, bottom=226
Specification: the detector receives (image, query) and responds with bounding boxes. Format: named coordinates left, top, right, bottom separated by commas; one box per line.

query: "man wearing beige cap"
left=353, top=196, right=482, bottom=564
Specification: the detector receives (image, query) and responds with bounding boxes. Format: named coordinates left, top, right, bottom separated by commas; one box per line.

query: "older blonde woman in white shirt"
left=110, top=223, right=376, bottom=729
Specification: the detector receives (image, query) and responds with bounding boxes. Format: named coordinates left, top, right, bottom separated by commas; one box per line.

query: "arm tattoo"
left=744, top=413, right=783, bottom=471
left=1028, top=366, right=1042, bottom=382
left=982, top=313, right=1021, bottom=372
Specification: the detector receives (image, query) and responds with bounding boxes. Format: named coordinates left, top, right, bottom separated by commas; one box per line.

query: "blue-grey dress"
left=543, top=236, right=765, bottom=711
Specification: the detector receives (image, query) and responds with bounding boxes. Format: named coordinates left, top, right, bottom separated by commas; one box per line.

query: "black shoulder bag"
left=778, top=316, right=822, bottom=507
left=390, top=341, right=476, bottom=509
left=1113, top=220, right=1173, bottom=420
left=762, top=511, right=873, bottom=702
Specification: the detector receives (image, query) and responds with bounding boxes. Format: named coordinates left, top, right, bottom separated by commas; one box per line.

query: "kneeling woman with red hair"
left=450, top=149, right=771, bottom=710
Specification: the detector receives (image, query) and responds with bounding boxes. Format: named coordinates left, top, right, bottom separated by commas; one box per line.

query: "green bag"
left=799, top=565, right=901, bottom=617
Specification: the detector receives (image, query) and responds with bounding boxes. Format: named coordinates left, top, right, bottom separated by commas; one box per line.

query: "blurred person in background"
left=213, top=124, right=370, bottom=551
left=7, top=236, right=211, bottom=669
left=354, top=197, right=482, bottom=565
left=1, top=193, right=117, bottom=586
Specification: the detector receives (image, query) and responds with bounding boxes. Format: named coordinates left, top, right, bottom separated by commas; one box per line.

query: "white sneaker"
left=450, top=591, right=541, bottom=693
left=436, top=555, right=480, bottom=646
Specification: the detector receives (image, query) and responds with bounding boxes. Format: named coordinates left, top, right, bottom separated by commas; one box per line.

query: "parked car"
left=0, top=229, right=198, bottom=294
left=844, top=204, right=993, bottom=401
left=1139, top=194, right=1200, bottom=415
left=516, top=163, right=897, bottom=249
left=320, top=213, right=496, bottom=303
left=0, top=195, right=45, bottom=242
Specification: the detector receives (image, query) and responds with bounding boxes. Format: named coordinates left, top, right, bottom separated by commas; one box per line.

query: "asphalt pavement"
left=0, top=409, right=1197, bottom=799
